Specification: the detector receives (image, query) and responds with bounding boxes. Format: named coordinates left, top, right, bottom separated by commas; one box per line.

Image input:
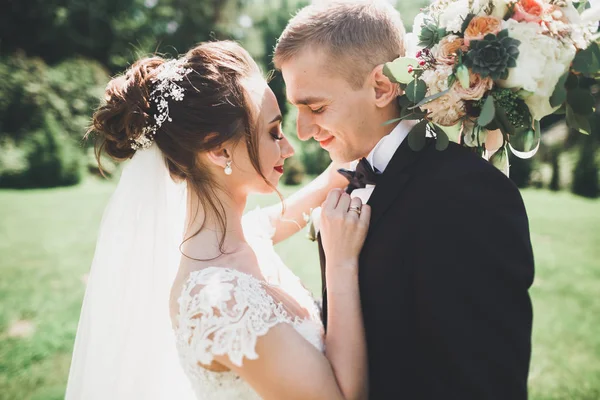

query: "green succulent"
left=464, top=29, right=520, bottom=80
left=418, top=19, right=446, bottom=48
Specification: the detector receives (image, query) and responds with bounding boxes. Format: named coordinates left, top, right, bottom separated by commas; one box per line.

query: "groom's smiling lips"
left=317, top=136, right=334, bottom=149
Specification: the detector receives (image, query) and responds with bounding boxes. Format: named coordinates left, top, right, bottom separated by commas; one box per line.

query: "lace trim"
left=177, top=267, right=297, bottom=367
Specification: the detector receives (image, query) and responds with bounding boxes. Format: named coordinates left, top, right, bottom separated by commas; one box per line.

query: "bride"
left=65, top=41, right=370, bottom=400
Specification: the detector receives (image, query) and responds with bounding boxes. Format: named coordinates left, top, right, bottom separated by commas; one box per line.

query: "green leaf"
left=406, top=79, right=427, bottom=104
left=436, top=122, right=462, bottom=143
left=398, top=95, right=412, bottom=109
left=456, top=65, right=470, bottom=89
left=566, top=105, right=592, bottom=135
left=383, top=118, right=403, bottom=126
left=461, top=13, right=476, bottom=34
left=577, top=0, right=591, bottom=12
left=401, top=106, right=427, bottom=120
left=408, top=119, right=428, bottom=151
left=572, top=42, right=600, bottom=75
left=550, top=72, right=569, bottom=108
left=478, top=96, right=496, bottom=127
left=408, top=88, right=450, bottom=110
left=434, top=125, right=450, bottom=151
left=494, top=104, right=516, bottom=135
left=383, top=57, right=419, bottom=84
left=567, top=87, right=595, bottom=116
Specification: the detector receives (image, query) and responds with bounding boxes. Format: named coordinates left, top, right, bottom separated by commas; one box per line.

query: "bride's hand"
left=320, top=189, right=371, bottom=272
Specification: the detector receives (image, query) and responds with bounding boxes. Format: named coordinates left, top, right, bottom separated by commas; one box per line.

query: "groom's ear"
left=370, top=64, right=400, bottom=108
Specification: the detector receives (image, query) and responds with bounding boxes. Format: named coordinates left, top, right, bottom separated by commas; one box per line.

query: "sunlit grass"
left=0, top=178, right=598, bottom=399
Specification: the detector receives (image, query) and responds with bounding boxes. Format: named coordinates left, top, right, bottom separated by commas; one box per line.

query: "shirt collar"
left=364, top=120, right=412, bottom=173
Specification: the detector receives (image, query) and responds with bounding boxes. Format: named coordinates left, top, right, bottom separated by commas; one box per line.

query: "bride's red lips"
left=274, top=165, right=284, bottom=174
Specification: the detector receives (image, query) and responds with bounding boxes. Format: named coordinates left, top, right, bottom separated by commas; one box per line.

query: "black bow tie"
left=338, top=158, right=380, bottom=194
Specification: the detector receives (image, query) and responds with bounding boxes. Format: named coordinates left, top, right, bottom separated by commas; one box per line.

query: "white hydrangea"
left=561, top=1, right=598, bottom=49
left=438, top=0, right=471, bottom=33
left=498, top=19, right=577, bottom=120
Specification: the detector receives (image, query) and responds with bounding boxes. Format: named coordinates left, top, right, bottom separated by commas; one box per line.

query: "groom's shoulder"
left=417, top=142, right=522, bottom=202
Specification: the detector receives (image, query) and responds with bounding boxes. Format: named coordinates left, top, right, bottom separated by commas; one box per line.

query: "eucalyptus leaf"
left=400, top=107, right=427, bottom=120
left=494, top=104, right=516, bottom=135
left=406, top=79, right=427, bottom=104
left=408, top=88, right=451, bottom=109
left=550, top=72, right=569, bottom=108
left=567, top=87, right=595, bottom=116
left=566, top=105, right=592, bottom=135
left=408, top=119, right=428, bottom=151
left=572, top=42, right=600, bottom=75
left=398, top=95, right=412, bottom=109
left=478, top=96, right=496, bottom=127
left=383, top=118, right=403, bottom=126
left=456, top=65, right=470, bottom=89
left=383, top=57, right=419, bottom=84
left=436, top=122, right=462, bottom=143
left=434, top=126, right=450, bottom=151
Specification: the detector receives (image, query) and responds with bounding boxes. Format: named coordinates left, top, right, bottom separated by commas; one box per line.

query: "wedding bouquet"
left=384, top=0, right=600, bottom=173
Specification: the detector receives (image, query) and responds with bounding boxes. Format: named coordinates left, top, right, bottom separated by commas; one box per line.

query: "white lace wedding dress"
left=173, top=208, right=325, bottom=399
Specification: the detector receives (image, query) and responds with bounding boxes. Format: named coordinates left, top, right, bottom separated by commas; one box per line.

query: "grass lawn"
left=0, top=178, right=598, bottom=400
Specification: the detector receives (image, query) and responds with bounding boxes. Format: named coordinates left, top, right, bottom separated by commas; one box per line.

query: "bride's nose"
left=281, top=136, right=295, bottom=159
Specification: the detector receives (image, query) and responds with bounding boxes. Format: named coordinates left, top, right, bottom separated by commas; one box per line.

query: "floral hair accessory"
left=131, top=58, right=193, bottom=150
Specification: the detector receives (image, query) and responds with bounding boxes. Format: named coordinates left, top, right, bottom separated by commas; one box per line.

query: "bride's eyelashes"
left=271, top=126, right=284, bottom=141
left=310, top=106, right=325, bottom=114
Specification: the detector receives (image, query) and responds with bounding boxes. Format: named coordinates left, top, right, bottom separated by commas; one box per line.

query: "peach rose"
left=425, top=91, right=466, bottom=127
left=453, top=70, right=494, bottom=101
left=512, top=0, right=549, bottom=24
left=464, top=16, right=503, bottom=46
left=435, top=35, right=468, bottom=65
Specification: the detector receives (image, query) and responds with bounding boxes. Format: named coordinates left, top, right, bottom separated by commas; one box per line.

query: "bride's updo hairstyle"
left=88, top=41, right=274, bottom=253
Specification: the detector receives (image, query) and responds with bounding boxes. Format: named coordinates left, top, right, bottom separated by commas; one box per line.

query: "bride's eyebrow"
left=269, top=115, right=283, bottom=124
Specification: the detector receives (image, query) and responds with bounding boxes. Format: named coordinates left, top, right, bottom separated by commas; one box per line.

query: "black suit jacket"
left=319, top=139, right=534, bottom=400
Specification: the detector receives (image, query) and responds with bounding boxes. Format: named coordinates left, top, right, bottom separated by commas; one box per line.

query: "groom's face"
left=281, top=48, right=381, bottom=163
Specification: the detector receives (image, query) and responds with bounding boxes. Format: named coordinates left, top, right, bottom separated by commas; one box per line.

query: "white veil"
left=65, top=144, right=195, bottom=399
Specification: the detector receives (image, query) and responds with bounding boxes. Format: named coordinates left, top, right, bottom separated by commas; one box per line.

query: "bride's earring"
left=224, top=160, right=233, bottom=176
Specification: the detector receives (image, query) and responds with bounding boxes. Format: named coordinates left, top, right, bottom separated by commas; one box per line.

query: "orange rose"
left=435, top=35, right=468, bottom=65
left=464, top=16, right=503, bottom=46
left=453, top=70, right=494, bottom=101
left=512, top=0, right=548, bottom=24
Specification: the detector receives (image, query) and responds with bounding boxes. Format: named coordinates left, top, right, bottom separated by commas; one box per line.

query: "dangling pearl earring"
left=224, top=160, right=233, bottom=176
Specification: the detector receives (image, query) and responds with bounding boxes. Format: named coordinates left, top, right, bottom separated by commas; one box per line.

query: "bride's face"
left=227, top=75, right=295, bottom=195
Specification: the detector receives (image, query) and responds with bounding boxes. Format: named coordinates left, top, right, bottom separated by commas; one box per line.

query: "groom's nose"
left=296, top=111, right=318, bottom=141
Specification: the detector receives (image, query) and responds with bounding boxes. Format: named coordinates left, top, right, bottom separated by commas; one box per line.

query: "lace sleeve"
left=177, top=267, right=291, bottom=367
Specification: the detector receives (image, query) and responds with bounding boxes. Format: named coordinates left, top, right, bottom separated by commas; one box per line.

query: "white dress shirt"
left=349, top=120, right=412, bottom=203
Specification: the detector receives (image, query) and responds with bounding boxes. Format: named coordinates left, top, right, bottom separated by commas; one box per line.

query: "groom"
left=275, top=1, right=534, bottom=399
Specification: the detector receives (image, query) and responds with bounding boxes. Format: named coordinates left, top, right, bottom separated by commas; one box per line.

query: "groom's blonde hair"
left=273, top=0, right=406, bottom=89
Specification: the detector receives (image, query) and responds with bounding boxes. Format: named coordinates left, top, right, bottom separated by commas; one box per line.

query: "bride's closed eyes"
left=270, top=125, right=284, bottom=141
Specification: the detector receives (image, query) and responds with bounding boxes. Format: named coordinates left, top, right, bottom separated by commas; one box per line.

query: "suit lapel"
left=367, top=138, right=432, bottom=233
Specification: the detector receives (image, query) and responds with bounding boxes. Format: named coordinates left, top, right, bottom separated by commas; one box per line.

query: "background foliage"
left=0, top=1, right=599, bottom=399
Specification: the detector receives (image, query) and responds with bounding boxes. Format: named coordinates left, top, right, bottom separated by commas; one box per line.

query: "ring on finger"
left=348, top=205, right=362, bottom=215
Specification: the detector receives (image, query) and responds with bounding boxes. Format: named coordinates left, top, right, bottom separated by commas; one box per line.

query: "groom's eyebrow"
left=293, top=96, right=327, bottom=106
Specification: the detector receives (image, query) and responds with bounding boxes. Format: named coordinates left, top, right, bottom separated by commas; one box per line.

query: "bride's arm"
left=263, top=162, right=348, bottom=244
left=212, top=191, right=370, bottom=400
